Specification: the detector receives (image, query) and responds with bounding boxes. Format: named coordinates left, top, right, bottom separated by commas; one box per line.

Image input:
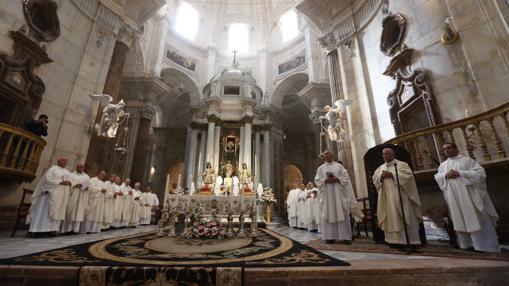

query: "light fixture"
left=441, top=16, right=459, bottom=44
left=150, top=166, right=156, bottom=176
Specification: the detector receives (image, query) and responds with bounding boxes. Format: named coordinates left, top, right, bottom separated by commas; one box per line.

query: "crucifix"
left=232, top=50, right=239, bottom=64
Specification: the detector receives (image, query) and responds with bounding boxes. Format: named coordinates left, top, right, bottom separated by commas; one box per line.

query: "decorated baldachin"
left=158, top=194, right=258, bottom=238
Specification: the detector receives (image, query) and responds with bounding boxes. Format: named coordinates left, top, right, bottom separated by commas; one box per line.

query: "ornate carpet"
left=307, top=237, right=509, bottom=261
left=0, top=229, right=349, bottom=285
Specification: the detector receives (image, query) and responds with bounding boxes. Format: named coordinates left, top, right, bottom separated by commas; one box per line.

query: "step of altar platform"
left=1, top=257, right=508, bottom=286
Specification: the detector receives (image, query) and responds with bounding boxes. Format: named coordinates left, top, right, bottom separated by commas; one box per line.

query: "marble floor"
left=0, top=222, right=506, bottom=263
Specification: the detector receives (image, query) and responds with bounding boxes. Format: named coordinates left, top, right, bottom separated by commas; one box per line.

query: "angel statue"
left=89, top=94, right=128, bottom=138
left=320, top=99, right=352, bottom=142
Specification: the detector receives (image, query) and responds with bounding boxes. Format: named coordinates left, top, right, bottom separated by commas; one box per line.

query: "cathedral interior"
left=0, top=0, right=509, bottom=285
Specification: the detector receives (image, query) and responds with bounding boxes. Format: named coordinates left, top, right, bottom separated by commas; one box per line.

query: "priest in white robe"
left=28, top=158, right=72, bottom=235
left=81, top=171, right=107, bottom=233
left=120, top=178, right=133, bottom=227
left=62, top=163, right=90, bottom=233
left=434, top=142, right=500, bottom=252
left=297, top=183, right=308, bottom=229
left=102, top=175, right=116, bottom=229
left=314, top=150, right=357, bottom=244
left=112, top=176, right=124, bottom=228
left=286, top=183, right=299, bottom=228
left=305, top=182, right=319, bottom=232
left=130, top=182, right=143, bottom=227
left=373, top=147, right=423, bottom=246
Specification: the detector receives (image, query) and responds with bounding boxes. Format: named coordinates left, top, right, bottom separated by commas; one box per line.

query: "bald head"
left=57, top=158, right=68, bottom=168
left=323, top=150, right=333, bottom=163
left=75, top=163, right=84, bottom=173
left=382, top=148, right=395, bottom=163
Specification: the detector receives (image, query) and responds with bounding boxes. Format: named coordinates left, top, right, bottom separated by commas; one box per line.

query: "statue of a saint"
left=224, top=161, right=233, bottom=177
left=320, top=99, right=352, bottom=142
left=223, top=173, right=233, bottom=194
left=202, top=162, right=215, bottom=189
left=239, top=163, right=252, bottom=189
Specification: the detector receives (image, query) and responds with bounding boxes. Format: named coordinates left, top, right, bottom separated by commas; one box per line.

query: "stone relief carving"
left=23, top=0, right=61, bottom=42
left=278, top=52, right=305, bottom=75
left=380, top=13, right=406, bottom=57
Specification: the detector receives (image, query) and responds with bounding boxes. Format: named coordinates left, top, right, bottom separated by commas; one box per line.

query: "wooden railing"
left=0, top=123, right=46, bottom=182
left=386, top=102, right=509, bottom=172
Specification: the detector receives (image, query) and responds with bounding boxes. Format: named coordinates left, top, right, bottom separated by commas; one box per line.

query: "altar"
left=158, top=194, right=258, bottom=238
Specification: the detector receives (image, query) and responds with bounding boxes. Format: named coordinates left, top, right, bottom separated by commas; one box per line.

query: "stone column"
left=185, top=128, right=199, bottom=189
left=243, top=118, right=253, bottom=171
left=239, top=126, right=245, bottom=166
left=254, top=131, right=261, bottom=187
left=130, top=105, right=156, bottom=183
left=326, top=49, right=355, bottom=186
left=213, top=126, right=221, bottom=171
left=205, top=117, right=216, bottom=165
left=85, top=41, right=130, bottom=175
left=197, top=131, right=207, bottom=183
left=263, top=128, right=271, bottom=187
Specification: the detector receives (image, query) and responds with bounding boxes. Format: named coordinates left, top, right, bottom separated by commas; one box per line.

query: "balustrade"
left=386, top=103, right=509, bottom=172
left=0, top=123, right=46, bottom=182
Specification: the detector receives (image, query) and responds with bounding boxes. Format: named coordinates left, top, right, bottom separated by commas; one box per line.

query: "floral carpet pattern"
left=1, top=229, right=349, bottom=285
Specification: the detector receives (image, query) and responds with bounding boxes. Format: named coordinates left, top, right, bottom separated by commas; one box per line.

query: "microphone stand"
left=394, top=163, right=412, bottom=254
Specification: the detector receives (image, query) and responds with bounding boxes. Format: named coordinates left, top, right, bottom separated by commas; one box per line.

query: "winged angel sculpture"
left=89, top=94, right=128, bottom=138
left=319, top=99, right=352, bottom=143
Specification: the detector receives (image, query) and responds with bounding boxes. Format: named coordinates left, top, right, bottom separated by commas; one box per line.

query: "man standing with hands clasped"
left=314, top=150, right=357, bottom=244
left=434, top=142, right=499, bottom=252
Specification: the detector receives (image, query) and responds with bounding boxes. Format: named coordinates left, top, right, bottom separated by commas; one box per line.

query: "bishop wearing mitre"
left=62, top=163, right=90, bottom=233
left=28, top=158, right=72, bottom=235
left=435, top=143, right=499, bottom=252
left=373, top=147, right=422, bottom=247
left=120, top=178, right=133, bottom=227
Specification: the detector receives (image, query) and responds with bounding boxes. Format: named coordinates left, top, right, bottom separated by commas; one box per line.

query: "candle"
left=177, top=174, right=182, bottom=191
left=464, top=109, right=469, bottom=118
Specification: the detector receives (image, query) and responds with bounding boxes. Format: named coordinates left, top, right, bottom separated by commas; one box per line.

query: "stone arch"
left=283, top=163, right=303, bottom=203
left=160, top=67, right=201, bottom=106
left=271, top=72, right=309, bottom=109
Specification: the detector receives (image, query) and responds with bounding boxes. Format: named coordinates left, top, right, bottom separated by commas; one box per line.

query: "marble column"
left=239, top=126, right=245, bottom=167
left=130, top=105, right=156, bottom=184
left=263, top=129, right=271, bottom=187
left=255, top=131, right=261, bottom=187
left=85, top=41, right=129, bottom=176
left=243, top=119, right=252, bottom=171
left=185, top=128, right=199, bottom=189
left=326, top=49, right=355, bottom=185
left=213, top=126, right=221, bottom=171
left=205, top=119, right=216, bottom=164
left=197, top=131, right=207, bottom=185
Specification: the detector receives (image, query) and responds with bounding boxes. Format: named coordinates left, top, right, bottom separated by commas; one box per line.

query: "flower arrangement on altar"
left=258, top=187, right=277, bottom=205
left=181, top=206, right=225, bottom=239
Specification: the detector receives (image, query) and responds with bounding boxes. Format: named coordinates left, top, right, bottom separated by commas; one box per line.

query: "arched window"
left=280, top=10, right=298, bottom=43
left=174, top=1, right=199, bottom=40
left=228, top=23, right=249, bottom=53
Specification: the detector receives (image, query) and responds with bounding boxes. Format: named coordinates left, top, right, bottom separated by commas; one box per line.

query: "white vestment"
left=120, top=183, right=133, bottom=227
left=62, top=171, right=90, bottom=233
left=214, top=176, right=223, bottom=195
left=315, top=161, right=357, bottom=241
left=81, top=177, right=106, bottom=233
left=102, top=181, right=116, bottom=229
left=297, top=189, right=308, bottom=228
left=435, top=155, right=500, bottom=252
left=305, top=188, right=319, bottom=231
left=140, top=192, right=159, bottom=225
left=373, top=159, right=422, bottom=245
left=232, top=176, right=240, bottom=196
left=257, top=183, right=264, bottom=197
left=130, top=189, right=143, bottom=227
left=286, top=188, right=299, bottom=227
left=28, top=165, right=71, bottom=233
left=112, top=183, right=124, bottom=228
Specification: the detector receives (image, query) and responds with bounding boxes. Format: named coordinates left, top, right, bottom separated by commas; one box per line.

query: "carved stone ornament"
left=23, top=0, right=61, bottom=42
left=387, top=69, right=440, bottom=135
left=383, top=47, right=414, bottom=78
left=380, top=13, right=406, bottom=57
